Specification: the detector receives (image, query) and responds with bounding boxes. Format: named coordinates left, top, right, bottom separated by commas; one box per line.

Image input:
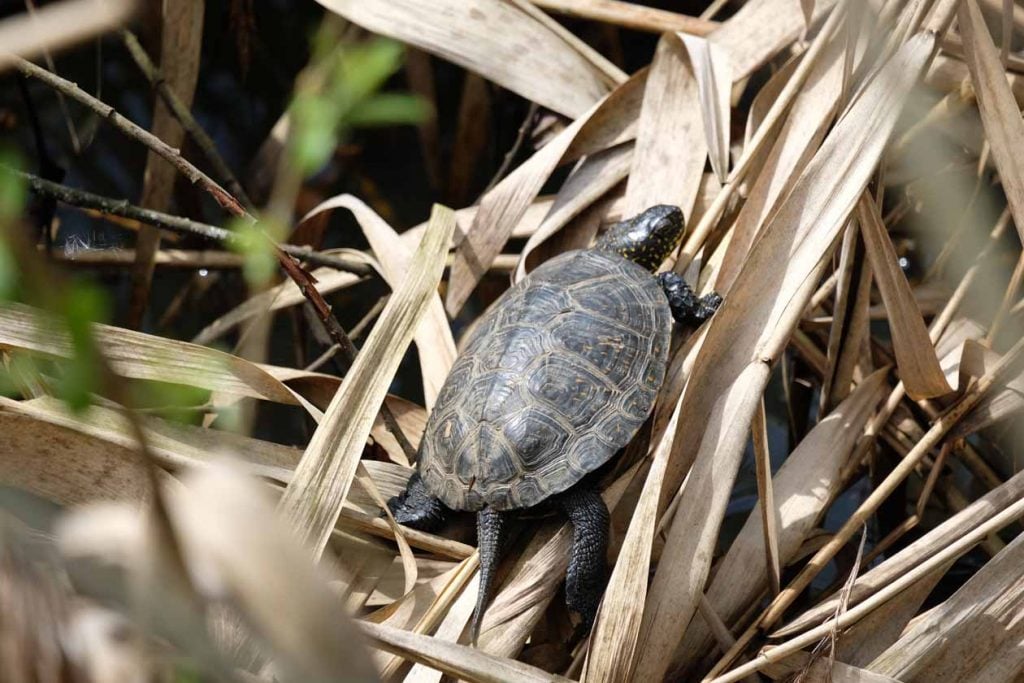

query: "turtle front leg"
left=658, top=271, right=722, bottom=326
left=387, top=472, right=448, bottom=531
left=471, top=507, right=505, bottom=645
left=558, top=486, right=610, bottom=631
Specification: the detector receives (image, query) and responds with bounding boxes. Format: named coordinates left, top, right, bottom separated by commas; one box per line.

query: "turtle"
left=388, top=204, right=721, bottom=642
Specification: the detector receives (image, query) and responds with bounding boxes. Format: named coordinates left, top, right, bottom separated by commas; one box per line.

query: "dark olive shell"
left=419, top=249, right=671, bottom=511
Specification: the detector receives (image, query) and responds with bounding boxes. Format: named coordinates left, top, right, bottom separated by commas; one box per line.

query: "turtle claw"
left=658, top=271, right=722, bottom=326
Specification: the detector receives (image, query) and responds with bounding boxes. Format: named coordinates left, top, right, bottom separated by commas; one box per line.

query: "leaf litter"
left=7, top=0, right=1024, bottom=681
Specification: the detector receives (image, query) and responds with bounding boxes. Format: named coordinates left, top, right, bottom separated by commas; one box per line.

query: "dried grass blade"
left=362, top=621, right=568, bottom=683
left=857, top=193, right=952, bottom=399
left=633, top=34, right=935, bottom=683
left=278, top=205, right=455, bottom=558
left=582, top=395, right=687, bottom=683
left=315, top=0, right=609, bottom=118
left=191, top=263, right=366, bottom=345
left=751, top=399, right=781, bottom=597
left=679, top=34, right=732, bottom=183
left=298, top=195, right=457, bottom=410
left=774, top=465, right=1024, bottom=638
left=515, top=143, right=633, bottom=281
left=869, top=529, right=1024, bottom=680
left=714, top=35, right=845, bottom=294
left=0, top=302, right=306, bottom=406
left=446, top=73, right=645, bottom=314
left=0, top=0, right=137, bottom=70
left=710, top=0, right=839, bottom=80
left=526, top=0, right=718, bottom=36
left=958, top=0, right=1024, bottom=246
left=677, top=367, right=889, bottom=667
left=622, top=34, right=707, bottom=219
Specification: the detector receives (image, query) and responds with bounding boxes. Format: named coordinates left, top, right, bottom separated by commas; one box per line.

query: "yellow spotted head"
left=593, top=204, right=685, bottom=272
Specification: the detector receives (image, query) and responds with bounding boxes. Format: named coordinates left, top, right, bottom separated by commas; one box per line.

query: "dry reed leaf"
left=679, top=34, right=733, bottom=183
left=315, top=0, right=611, bottom=119
left=774, top=465, right=1024, bottom=637
left=584, top=382, right=712, bottom=683
left=958, top=0, right=1024, bottom=246
left=0, top=395, right=298, bottom=482
left=192, top=260, right=367, bottom=345
left=0, top=0, right=137, bottom=71
left=445, top=71, right=646, bottom=315
left=857, top=193, right=952, bottom=399
left=709, top=0, right=839, bottom=80
left=751, top=399, right=781, bottom=597
left=869, top=530, right=1024, bottom=681
left=833, top=562, right=951, bottom=668
left=279, top=204, right=455, bottom=558
left=621, top=34, right=707, bottom=220
left=0, top=302, right=314, bottom=408
left=175, top=465, right=379, bottom=682
left=0, top=404, right=150, bottom=506
left=355, top=463, right=417, bottom=598
left=801, top=658, right=904, bottom=682
left=527, top=0, right=719, bottom=36
left=715, top=36, right=845, bottom=294
left=298, top=195, right=457, bottom=411
left=819, top=223, right=872, bottom=411
left=631, top=34, right=935, bottom=683
left=370, top=395, right=428, bottom=459
left=515, top=143, right=633, bottom=281
left=367, top=557, right=458, bottom=607
left=672, top=369, right=888, bottom=676
left=362, top=620, right=569, bottom=683
left=403, top=576, right=481, bottom=682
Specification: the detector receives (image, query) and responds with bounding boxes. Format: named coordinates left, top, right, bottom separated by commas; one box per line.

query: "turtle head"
left=593, top=204, right=685, bottom=271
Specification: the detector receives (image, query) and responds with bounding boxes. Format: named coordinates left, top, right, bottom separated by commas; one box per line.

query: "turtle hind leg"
left=470, top=507, right=505, bottom=645
left=387, top=472, right=448, bottom=531
left=657, top=271, right=722, bottom=326
left=558, top=486, right=610, bottom=631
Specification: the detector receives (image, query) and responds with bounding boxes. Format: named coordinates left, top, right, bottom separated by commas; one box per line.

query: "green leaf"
left=348, top=93, right=431, bottom=127
left=0, top=151, right=26, bottom=225
left=226, top=219, right=277, bottom=288
left=56, top=282, right=110, bottom=412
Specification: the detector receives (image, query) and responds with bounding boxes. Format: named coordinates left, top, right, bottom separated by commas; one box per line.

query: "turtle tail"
left=470, top=507, right=505, bottom=645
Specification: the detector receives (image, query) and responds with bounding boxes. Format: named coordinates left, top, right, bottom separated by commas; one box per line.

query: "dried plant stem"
left=14, top=55, right=248, bottom=219
left=711, top=493, right=1024, bottom=683
left=677, top=0, right=845, bottom=271
left=14, top=170, right=373, bottom=275
left=120, top=29, right=254, bottom=210
left=527, top=0, right=718, bottom=35
left=719, top=334, right=1024, bottom=676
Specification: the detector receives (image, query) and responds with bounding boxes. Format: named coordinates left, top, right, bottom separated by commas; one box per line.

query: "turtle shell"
left=419, top=249, right=671, bottom=511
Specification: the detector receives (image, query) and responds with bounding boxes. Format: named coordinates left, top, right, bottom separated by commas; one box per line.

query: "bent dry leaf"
left=298, top=194, right=457, bottom=410
left=869, top=529, right=1024, bottom=681
left=279, top=204, right=456, bottom=558
left=958, top=0, right=1024, bottom=246
left=0, top=302, right=313, bottom=408
left=363, top=620, right=570, bottom=683
left=622, top=33, right=707, bottom=220
left=678, top=33, right=732, bottom=184
left=315, top=0, right=610, bottom=119
left=446, top=70, right=647, bottom=315
left=774, top=466, right=1024, bottom=638
left=858, top=193, right=952, bottom=399
left=630, top=33, right=935, bottom=683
